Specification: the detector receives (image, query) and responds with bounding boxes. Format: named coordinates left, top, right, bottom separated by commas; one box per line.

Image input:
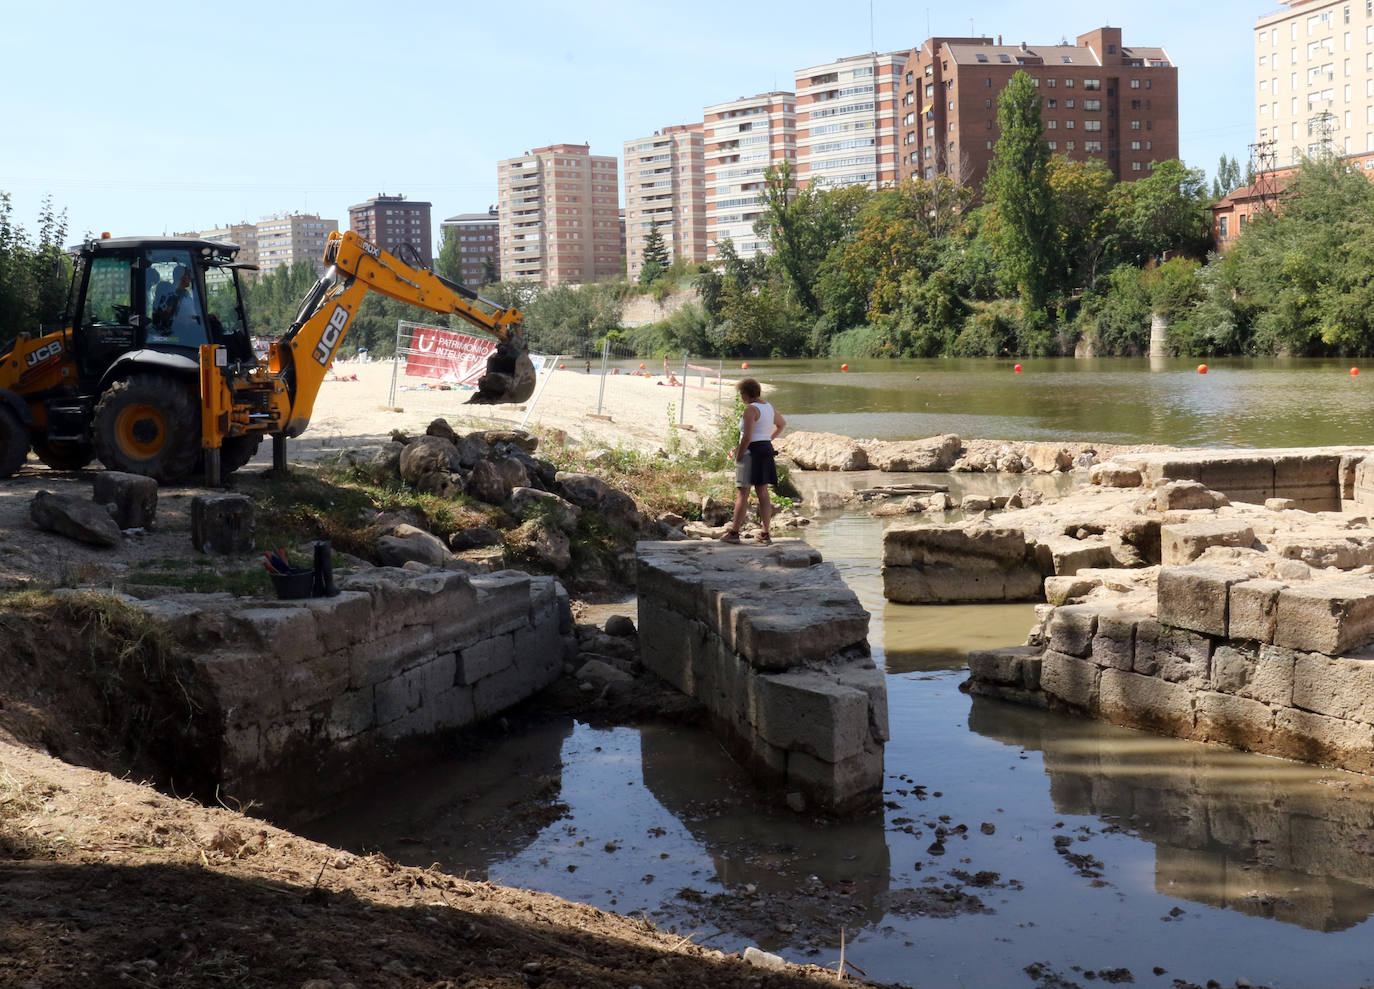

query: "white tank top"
left=742, top=401, right=775, bottom=443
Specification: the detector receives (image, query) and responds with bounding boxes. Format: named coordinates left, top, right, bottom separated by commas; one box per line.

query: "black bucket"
left=270, top=569, right=316, bottom=600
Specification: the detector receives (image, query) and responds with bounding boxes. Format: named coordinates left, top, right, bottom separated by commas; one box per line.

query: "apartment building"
left=794, top=52, right=906, bottom=190
left=439, top=208, right=500, bottom=286
left=198, top=222, right=259, bottom=272
left=623, top=124, right=706, bottom=281
left=703, top=92, right=796, bottom=261
left=496, top=143, right=621, bottom=286
left=254, top=213, right=339, bottom=276
left=898, top=27, right=1178, bottom=191
left=348, top=194, right=433, bottom=268
left=1255, top=0, right=1374, bottom=164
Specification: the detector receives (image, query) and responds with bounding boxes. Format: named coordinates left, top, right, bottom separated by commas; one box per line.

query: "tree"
left=1110, top=160, right=1211, bottom=264
left=983, top=70, right=1062, bottom=324
left=638, top=222, right=669, bottom=286
left=1211, top=154, right=1244, bottom=201
left=1046, top=157, right=1116, bottom=291
left=437, top=227, right=462, bottom=284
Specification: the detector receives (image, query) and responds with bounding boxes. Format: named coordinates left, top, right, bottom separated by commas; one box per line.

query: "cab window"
left=145, top=249, right=208, bottom=347
left=84, top=256, right=132, bottom=324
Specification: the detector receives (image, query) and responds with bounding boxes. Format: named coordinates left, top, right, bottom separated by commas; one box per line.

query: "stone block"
left=637, top=599, right=700, bottom=694
left=883, top=523, right=1030, bottom=568
left=785, top=744, right=884, bottom=813
left=1274, top=581, right=1374, bottom=655
left=374, top=665, right=427, bottom=726
left=1090, top=463, right=1143, bottom=487
left=456, top=633, right=515, bottom=685
left=750, top=672, right=869, bottom=764
left=725, top=584, right=870, bottom=671
left=883, top=562, right=1043, bottom=604
left=1041, top=650, right=1099, bottom=711
left=1228, top=579, right=1284, bottom=643
left=92, top=471, right=158, bottom=529
left=1273, top=707, right=1374, bottom=774
left=327, top=688, right=375, bottom=741
left=340, top=569, right=478, bottom=638
left=1157, top=565, right=1247, bottom=638
left=472, top=661, right=539, bottom=720
left=302, top=591, right=376, bottom=654
left=835, top=666, right=890, bottom=742
left=347, top=624, right=435, bottom=689
left=1047, top=605, right=1099, bottom=657
left=1099, top=668, right=1195, bottom=736
left=1042, top=537, right=1118, bottom=577
left=1153, top=480, right=1230, bottom=511
left=1210, top=644, right=1295, bottom=707
left=229, top=606, right=325, bottom=664
left=967, top=646, right=1043, bottom=688
left=1134, top=619, right=1211, bottom=686
left=1272, top=454, right=1342, bottom=512
left=1293, top=652, right=1374, bottom=725
left=1087, top=610, right=1142, bottom=672
left=190, top=493, right=254, bottom=554
left=1160, top=520, right=1256, bottom=566
left=1196, top=456, right=1275, bottom=505
left=1194, top=691, right=1275, bottom=750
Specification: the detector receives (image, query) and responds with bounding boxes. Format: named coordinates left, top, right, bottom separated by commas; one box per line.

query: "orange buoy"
left=741, top=362, right=749, bottom=370
left=559, top=363, right=565, bottom=370
left=1197, top=364, right=1208, bottom=374
left=1352, top=367, right=1361, bottom=376
left=841, top=363, right=849, bottom=372
left=1013, top=364, right=1022, bottom=373
left=639, top=362, right=646, bottom=369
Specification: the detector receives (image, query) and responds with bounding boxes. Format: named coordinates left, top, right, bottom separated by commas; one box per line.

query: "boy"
left=721, top=377, right=786, bottom=545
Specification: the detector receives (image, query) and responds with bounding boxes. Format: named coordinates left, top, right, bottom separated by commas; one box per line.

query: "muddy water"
left=305, top=475, right=1374, bottom=988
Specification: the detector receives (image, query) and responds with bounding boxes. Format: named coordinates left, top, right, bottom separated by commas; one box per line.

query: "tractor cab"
left=68, top=236, right=256, bottom=384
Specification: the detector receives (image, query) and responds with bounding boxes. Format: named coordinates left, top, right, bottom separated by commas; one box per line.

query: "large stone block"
left=1041, top=650, right=1099, bottom=711
left=230, top=606, right=325, bottom=664
left=883, top=523, right=1030, bottom=568
left=723, top=583, right=870, bottom=671
left=1194, top=691, right=1275, bottom=750
left=1134, top=619, right=1211, bottom=686
left=1099, top=669, right=1195, bottom=735
left=1041, top=537, right=1118, bottom=577
left=1157, top=565, right=1246, bottom=638
left=1274, top=581, right=1374, bottom=655
left=92, top=471, right=158, bottom=529
left=1210, top=644, right=1294, bottom=707
left=1272, top=453, right=1342, bottom=512
left=1090, top=610, right=1143, bottom=671
left=1228, top=579, right=1283, bottom=643
left=637, top=598, right=700, bottom=694
left=1160, top=520, right=1256, bottom=566
left=786, top=743, right=884, bottom=812
left=1293, top=652, right=1374, bottom=725
left=456, top=633, right=515, bottom=685
left=347, top=624, right=436, bottom=689
left=835, top=666, right=890, bottom=742
left=190, top=493, right=254, bottom=554
left=883, top=563, right=1043, bottom=603
left=1047, top=605, right=1099, bottom=657
left=1197, top=456, right=1275, bottom=505
left=750, top=672, right=870, bottom=763
left=302, top=591, right=376, bottom=654
left=1273, top=707, right=1374, bottom=774
left=967, top=646, right=1043, bottom=689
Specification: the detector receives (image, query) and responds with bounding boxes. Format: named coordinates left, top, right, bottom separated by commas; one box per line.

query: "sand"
left=295, top=359, right=736, bottom=459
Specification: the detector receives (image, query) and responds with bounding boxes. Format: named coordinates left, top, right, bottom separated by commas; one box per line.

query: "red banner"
left=404, top=325, right=498, bottom=384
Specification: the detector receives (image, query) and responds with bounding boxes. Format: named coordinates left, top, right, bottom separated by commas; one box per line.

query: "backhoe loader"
left=0, top=230, right=535, bottom=483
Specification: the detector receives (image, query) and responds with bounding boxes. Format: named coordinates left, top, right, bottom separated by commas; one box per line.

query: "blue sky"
left=2, top=0, right=1255, bottom=245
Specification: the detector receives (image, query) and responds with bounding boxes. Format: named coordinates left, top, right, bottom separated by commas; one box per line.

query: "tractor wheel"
left=32, top=437, right=95, bottom=471
left=93, top=374, right=202, bottom=482
left=0, top=406, right=31, bottom=479
left=216, top=434, right=263, bottom=476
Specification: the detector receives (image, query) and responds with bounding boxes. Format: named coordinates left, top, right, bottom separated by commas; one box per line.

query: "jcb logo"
left=25, top=341, right=62, bottom=367
left=312, top=305, right=350, bottom=367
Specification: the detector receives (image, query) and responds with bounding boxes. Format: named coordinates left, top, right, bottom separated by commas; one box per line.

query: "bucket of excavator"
left=468, top=337, right=536, bottom=405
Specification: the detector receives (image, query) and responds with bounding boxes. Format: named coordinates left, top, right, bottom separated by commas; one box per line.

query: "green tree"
left=0, top=193, right=70, bottom=350
left=437, top=227, right=462, bottom=284
left=1211, top=154, right=1243, bottom=200
left=1110, top=159, right=1211, bottom=264
left=638, top=222, right=669, bottom=286
left=983, top=70, right=1062, bottom=325
left=1046, top=157, right=1116, bottom=291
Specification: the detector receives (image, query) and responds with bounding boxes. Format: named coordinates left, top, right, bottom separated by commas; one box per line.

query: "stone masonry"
left=636, top=540, right=886, bottom=813
left=137, top=567, right=573, bottom=817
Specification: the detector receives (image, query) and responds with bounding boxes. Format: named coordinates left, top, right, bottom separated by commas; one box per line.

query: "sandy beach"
left=295, top=359, right=735, bottom=459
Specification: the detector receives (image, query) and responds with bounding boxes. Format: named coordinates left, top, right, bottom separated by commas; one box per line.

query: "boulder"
left=448, top=526, right=505, bottom=550
left=375, top=523, right=455, bottom=568
left=507, top=519, right=572, bottom=571
left=30, top=490, right=121, bottom=548
left=425, top=418, right=459, bottom=443
left=865, top=434, right=960, bottom=472
left=776, top=431, right=869, bottom=471
left=507, top=487, right=581, bottom=532
left=556, top=471, right=612, bottom=508
left=468, top=456, right=530, bottom=505
left=92, top=471, right=158, bottom=529
left=190, top=493, right=254, bottom=555
left=1089, top=462, right=1143, bottom=488
left=1152, top=480, right=1230, bottom=511
left=399, top=435, right=461, bottom=483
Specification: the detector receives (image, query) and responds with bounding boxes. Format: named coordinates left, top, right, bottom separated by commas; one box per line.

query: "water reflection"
left=967, top=697, right=1374, bottom=933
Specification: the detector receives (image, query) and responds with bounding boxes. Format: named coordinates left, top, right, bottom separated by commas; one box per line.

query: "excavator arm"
left=272, top=231, right=535, bottom=436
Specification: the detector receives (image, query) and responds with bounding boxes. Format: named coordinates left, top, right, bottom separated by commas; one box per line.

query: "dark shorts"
left=741, top=440, right=777, bottom=487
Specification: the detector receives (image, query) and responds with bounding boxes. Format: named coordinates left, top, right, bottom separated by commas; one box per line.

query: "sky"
left=1, top=0, right=1257, bottom=246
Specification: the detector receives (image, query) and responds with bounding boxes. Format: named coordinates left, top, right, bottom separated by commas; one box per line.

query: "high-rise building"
left=898, top=27, right=1178, bottom=191
left=199, top=222, right=259, bottom=271
left=439, top=208, right=500, bottom=286
left=794, top=52, right=906, bottom=190
left=348, top=194, right=433, bottom=268
left=623, top=124, right=706, bottom=281
left=254, top=213, right=339, bottom=276
left=496, top=143, right=621, bottom=286
left=703, top=92, right=796, bottom=261
left=1254, top=0, right=1374, bottom=165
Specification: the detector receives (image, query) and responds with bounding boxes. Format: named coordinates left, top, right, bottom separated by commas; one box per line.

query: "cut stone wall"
left=636, top=540, right=885, bottom=812
left=966, top=564, right=1374, bottom=775
left=1109, top=449, right=1374, bottom=512
left=139, top=568, right=573, bottom=817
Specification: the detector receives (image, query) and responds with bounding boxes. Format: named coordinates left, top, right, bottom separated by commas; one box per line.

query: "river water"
left=304, top=362, right=1374, bottom=987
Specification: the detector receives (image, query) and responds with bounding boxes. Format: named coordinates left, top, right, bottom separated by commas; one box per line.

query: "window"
left=1085, top=99, right=1101, bottom=110
left=1065, top=98, right=1075, bottom=108
left=1047, top=141, right=1058, bottom=149
left=1131, top=120, right=1141, bottom=130
left=1065, top=78, right=1074, bottom=88
left=1130, top=79, right=1140, bottom=89
left=1065, top=119, right=1075, bottom=129
left=1048, top=78, right=1057, bottom=88
left=1084, top=120, right=1101, bottom=131
left=1084, top=78, right=1101, bottom=90
left=976, top=53, right=988, bottom=63
left=1131, top=161, right=1142, bottom=171
left=1047, top=99, right=1057, bottom=108
left=1131, top=140, right=1142, bottom=149
left=1047, top=119, right=1058, bottom=129
left=1218, top=215, right=1229, bottom=239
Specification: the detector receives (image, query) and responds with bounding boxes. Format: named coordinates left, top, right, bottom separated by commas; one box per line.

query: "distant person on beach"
left=720, top=377, right=786, bottom=546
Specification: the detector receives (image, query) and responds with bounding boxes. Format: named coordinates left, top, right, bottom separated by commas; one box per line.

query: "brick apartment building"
left=497, top=143, right=621, bottom=285
left=439, top=208, right=500, bottom=286
left=1255, top=0, right=1374, bottom=166
left=348, top=194, right=434, bottom=268
left=254, top=213, right=339, bottom=277
left=794, top=52, right=906, bottom=190
left=703, top=92, right=796, bottom=261
left=898, top=27, right=1178, bottom=191
left=623, top=124, right=706, bottom=281
left=198, top=222, right=259, bottom=272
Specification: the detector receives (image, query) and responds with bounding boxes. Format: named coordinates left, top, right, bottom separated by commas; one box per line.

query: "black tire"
left=216, top=434, right=264, bottom=476
left=93, top=373, right=202, bottom=482
left=32, top=437, right=95, bottom=471
left=0, top=405, right=30, bottom=479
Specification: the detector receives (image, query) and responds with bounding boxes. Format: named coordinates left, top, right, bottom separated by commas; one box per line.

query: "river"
left=304, top=462, right=1374, bottom=988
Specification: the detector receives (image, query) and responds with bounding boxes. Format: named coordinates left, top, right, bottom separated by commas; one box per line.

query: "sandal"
left=719, top=530, right=741, bottom=544
left=757, top=531, right=772, bottom=545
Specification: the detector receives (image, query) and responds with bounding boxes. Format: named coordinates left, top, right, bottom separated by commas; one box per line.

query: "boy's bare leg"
left=731, top=486, right=750, bottom=533
left=757, top=484, right=772, bottom=533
